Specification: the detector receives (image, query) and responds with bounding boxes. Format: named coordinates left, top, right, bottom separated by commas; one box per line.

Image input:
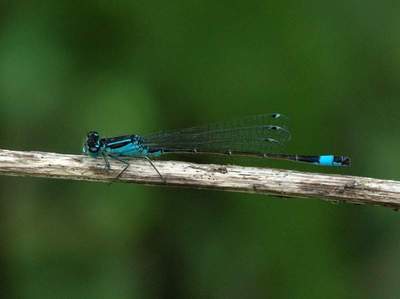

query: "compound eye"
left=87, top=131, right=99, bottom=139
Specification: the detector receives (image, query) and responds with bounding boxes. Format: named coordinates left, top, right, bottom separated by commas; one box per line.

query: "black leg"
left=145, top=156, right=165, bottom=183
left=104, top=154, right=165, bottom=182
left=102, top=153, right=111, bottom=170
left=108, top=155, right=130, bottom=180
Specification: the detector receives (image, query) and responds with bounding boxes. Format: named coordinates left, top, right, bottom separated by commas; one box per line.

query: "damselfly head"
left=83, top=131, right=101, bottom=156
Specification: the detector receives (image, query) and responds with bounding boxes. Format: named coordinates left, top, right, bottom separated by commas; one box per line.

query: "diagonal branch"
left=0, top=148, right=399, bottom=209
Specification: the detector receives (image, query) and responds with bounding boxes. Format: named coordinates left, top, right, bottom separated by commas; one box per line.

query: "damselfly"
left=83, top=113, right=350, bottom=181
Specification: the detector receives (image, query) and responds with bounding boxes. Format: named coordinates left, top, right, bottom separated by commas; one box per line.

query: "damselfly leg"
left=104, top=154, right=165, bottom=182
left=144, top=156, right=165, bottom=183
left=101, top=152, right=111, bottom=170
left=107, top=155, right=130, bottom=180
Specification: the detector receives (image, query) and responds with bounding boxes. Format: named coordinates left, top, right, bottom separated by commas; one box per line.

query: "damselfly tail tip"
left=339, top=156, right=351, bottom=166
left=321, top=155, right=351, bottom=167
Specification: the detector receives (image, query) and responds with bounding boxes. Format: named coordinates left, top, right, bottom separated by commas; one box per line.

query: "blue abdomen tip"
left=318, top=155, right=334, bottom=166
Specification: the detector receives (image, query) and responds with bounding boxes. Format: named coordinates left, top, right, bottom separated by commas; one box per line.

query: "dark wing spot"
left=271, top=113, right=281, bottom=119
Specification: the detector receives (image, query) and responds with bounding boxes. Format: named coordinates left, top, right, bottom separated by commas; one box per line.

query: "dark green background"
left=1, top=1, right=400, bottom=298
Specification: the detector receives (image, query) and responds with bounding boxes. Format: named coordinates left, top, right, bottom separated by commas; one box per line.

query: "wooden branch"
left=0, top=149, right=399, bottom=209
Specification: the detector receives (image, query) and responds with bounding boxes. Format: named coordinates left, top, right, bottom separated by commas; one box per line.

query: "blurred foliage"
left=1, top=1, right=400, bottom=298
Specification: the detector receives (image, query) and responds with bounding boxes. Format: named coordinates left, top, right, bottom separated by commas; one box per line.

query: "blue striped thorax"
left=102, top=134, right=145, bottom=156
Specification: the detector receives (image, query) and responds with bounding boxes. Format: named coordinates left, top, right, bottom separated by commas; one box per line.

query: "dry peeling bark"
left=0, top=149, right=399, bottom=209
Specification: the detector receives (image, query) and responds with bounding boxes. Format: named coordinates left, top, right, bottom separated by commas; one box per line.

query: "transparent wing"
left=142, top=113, right=291, bottom=153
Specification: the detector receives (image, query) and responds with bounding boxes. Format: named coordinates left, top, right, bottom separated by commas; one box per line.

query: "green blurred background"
left=1, top=1, right=400, bottom=298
